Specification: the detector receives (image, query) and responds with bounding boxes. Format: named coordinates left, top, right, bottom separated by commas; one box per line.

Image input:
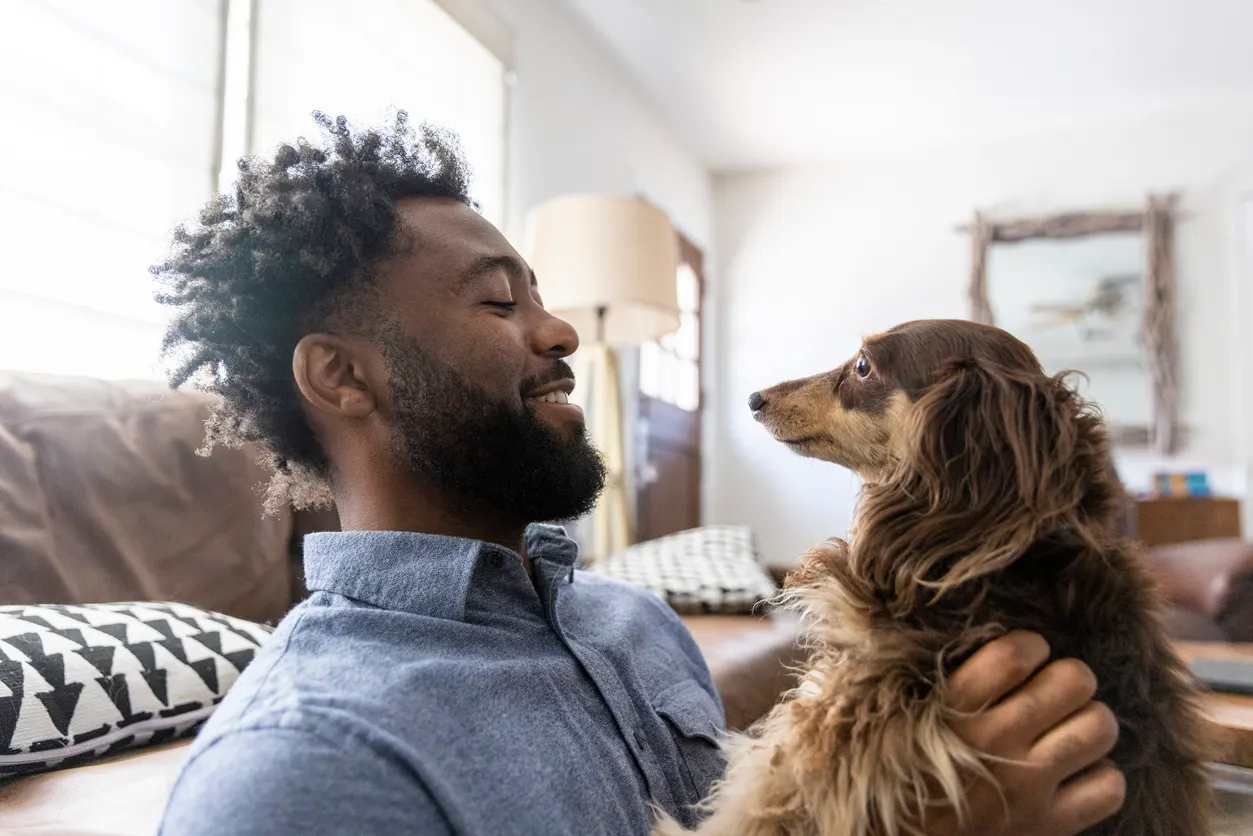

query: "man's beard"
left=379, top=330, right=607, bottom=525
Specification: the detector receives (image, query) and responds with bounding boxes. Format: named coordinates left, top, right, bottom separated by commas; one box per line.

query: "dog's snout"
left=749, top=391, right=766, bottom=413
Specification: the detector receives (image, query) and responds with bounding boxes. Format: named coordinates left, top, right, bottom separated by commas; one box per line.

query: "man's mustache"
left=520, top=360, right=576, bottom=397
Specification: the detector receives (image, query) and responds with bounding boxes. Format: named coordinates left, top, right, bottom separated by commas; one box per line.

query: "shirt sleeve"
left=159, top=726, right=453, bottom=836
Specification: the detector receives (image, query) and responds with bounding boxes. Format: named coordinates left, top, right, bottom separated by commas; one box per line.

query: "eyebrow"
left=458, top=255, right=538, bottom=291
left=859, top=340, right=885, bottom=368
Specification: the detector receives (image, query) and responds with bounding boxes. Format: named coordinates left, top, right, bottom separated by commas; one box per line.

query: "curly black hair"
left=152, top=111, right=474, bottom=510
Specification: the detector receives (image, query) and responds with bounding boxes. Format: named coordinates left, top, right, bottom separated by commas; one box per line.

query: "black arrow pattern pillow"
left=0, top=602, right=272, bottom=778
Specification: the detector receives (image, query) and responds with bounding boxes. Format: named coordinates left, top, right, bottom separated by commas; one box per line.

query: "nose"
left=534, top=309, right=580, bottom=359
left=748, top=391, right=766, bottom=412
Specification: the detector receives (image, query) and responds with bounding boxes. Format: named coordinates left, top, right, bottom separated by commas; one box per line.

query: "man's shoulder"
left=190, top=599, right=432, bottom=740
left=161, top=720, right=452, bottom=836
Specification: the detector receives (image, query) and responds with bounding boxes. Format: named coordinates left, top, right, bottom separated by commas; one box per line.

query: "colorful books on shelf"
left=1152, top=471, right=1212, bottom=498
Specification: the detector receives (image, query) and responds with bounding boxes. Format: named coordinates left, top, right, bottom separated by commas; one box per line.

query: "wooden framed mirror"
left=963, top=193, right=1180, bottom=454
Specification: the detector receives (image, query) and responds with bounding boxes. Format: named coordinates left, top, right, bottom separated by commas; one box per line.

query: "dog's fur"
left=655, top=320, right=1211, bottom=836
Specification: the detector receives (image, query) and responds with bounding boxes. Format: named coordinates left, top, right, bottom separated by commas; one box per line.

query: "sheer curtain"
left=0, top=0, right=223, bottom=380
left=0, top=0, right=508, bottom=380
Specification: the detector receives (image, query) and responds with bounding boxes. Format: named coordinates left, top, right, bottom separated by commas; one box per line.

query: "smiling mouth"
left=529, top=390, right=571, bottom=405
left=525, top=379, right=575, bottom=405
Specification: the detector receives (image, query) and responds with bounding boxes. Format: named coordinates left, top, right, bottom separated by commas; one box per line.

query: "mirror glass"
left=987, top=231, right=1150, bottom=437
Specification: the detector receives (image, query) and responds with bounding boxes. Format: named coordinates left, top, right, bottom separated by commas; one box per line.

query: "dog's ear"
left=862, top=358, right=1116, bottom=604
left=907, top=359, right=1096, bottom=510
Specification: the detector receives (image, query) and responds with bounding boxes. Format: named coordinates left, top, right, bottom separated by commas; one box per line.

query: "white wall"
left=491, top=0, right=712, bottom=251
left=710, top=98, right=1253, bottom=563
left=1239, top=182, right=1253, bottom=538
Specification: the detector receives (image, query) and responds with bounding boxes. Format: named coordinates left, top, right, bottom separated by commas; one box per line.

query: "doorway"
left=634, top=234, right=704, bottom=542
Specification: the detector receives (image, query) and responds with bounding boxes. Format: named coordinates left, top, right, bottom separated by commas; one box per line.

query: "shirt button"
left=485, top=552, right=504, bottom=570
left=633, top=729, right=647, bottom=750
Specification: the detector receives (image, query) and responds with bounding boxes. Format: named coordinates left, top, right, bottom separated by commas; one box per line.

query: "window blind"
left=0, top=0, right=223, bottom=379
left=248, top=0, right=507, bottom=229
left=0, top=0, right=508, bottom=379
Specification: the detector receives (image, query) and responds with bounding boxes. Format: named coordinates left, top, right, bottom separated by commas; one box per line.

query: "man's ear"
left=292, top=333, right=380, bottom=419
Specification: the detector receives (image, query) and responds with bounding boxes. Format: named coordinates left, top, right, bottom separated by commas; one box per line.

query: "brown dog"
left=656, top=320, right=1210, bottom=835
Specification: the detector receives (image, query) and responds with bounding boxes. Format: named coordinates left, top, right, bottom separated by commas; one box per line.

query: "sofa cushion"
left=584, top=525, right=779, bottom=615
left=1145, top=538, right=1253, bottom=619
left=0, top=602, right=271, bottom=779
left=0, top=372, right=295, bottom=625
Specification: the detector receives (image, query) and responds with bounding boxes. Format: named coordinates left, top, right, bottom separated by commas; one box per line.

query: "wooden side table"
left=1173, top=643, right=1253, bottom=831
left=1134, top=497, right=1242, bottom=547
left=1173, top=643, right=1253, bottom=768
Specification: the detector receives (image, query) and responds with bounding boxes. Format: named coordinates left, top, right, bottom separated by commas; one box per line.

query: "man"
left=156, top=114, right=1125, bottom=835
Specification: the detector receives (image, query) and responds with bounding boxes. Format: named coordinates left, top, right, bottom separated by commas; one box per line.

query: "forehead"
left=858, top=328, right=938, bottom=391
left=380, top=197, right=522, bottom=293
left=863, top=320, right=1039, bottom=376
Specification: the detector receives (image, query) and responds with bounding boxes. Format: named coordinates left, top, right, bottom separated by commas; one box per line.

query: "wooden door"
left=635, top=235, right=703, bottom=542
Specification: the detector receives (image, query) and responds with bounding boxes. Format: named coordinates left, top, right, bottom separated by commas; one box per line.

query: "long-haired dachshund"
left=656, top=319, right=1210, bottom=836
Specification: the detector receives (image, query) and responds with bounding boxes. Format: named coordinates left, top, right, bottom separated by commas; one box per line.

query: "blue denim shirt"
left=159, top=525, right=726, bottom=836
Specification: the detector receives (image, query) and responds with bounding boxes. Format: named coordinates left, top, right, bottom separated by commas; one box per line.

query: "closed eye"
left=484, top=300, right=517, bottom=311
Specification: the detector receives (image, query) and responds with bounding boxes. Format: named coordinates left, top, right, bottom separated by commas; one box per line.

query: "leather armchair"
left=1143, top=538, right=1253, bottom=642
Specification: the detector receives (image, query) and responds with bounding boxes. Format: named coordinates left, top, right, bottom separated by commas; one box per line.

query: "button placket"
left=539, top=564, right=673, bottom=807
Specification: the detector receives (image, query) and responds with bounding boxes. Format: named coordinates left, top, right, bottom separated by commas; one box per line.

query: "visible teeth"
left=534, top=391, right=569, bottom=404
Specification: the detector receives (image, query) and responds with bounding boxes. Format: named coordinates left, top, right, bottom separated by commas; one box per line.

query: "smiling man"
left=154, top=114, right=1124, bottom=836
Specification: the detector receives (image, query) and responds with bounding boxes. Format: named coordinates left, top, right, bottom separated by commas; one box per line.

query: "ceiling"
left=562, top=0, right=1253, bottom=170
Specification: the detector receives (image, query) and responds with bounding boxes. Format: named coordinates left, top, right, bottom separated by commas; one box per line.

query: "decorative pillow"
left=0, top=602, right=272, bottom=778
left=583, top=525, right=779, bottom=615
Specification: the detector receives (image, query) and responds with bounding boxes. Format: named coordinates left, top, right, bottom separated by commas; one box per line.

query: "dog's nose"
left=748, top=391, right=766, bottom=412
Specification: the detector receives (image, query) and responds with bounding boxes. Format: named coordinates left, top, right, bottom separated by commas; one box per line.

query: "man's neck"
left=332, top=473, right=531, bottom=570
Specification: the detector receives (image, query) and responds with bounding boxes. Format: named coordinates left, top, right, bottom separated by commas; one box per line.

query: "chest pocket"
left=653, top=680, right=727, bottom=812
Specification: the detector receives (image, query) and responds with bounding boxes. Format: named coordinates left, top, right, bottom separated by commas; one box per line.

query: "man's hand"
left=926, top=631, right=1126, bottom=836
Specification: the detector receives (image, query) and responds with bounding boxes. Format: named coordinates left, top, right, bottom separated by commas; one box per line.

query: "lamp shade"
left=524, top=194, right=680, bottom=345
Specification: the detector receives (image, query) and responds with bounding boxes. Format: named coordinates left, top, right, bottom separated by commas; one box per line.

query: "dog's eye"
left=854, top=354, right=871, bottom=377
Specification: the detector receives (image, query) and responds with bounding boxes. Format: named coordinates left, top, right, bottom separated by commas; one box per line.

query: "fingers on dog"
left=948, top=630, right=1050, bottom=714
left=992, top=657, right=1098, bottom=746
left=1030, top=701, right=1119, bottom=780
left=1046, top=760, right=1127, bottom=835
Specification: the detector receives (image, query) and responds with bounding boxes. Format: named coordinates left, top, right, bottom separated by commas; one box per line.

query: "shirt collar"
left=302, top=523, right=579, bottom=621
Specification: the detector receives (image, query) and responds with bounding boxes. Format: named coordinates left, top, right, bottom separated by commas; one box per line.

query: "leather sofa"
left=1112, top=483, right=1253, bottom=642
left=0, top=371, right=803, bottom=834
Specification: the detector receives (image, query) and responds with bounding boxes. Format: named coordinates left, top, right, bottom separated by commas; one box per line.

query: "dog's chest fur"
left=654, top=540, right=1213, bottom=836
left=853, top=535, right=1213, bottom=836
